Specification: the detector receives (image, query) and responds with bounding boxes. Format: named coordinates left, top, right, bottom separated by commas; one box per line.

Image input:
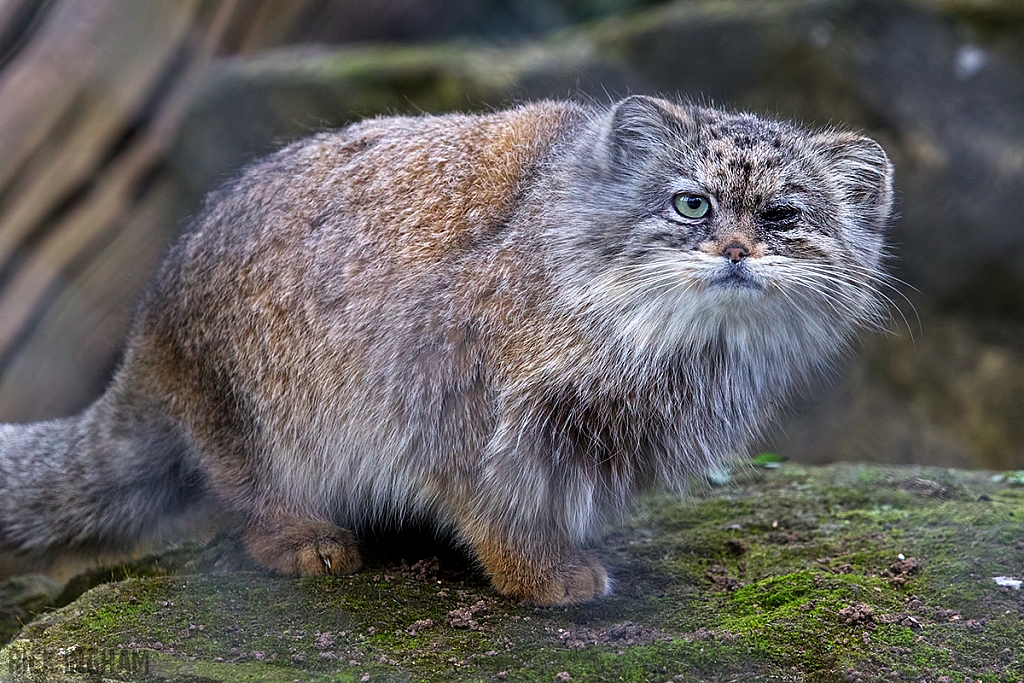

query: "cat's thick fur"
left=0, top=96, right=893, bottom=604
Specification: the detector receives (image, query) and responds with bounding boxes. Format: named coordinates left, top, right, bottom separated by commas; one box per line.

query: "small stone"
left=406, top=618, right=434, bottom=635
left=837, top=603, right=875, bottom=626
left=555, top=673, right=572, bottom=683
left=705, top=564, right=743, bottom=591
left=886, top=557, right=920, bottom=586
left=448, top=606, right=479, bottom=630
left=314, top=632, right=335, bottom=649
left=904, top=596, right=925, bottom=612
left=725, top=538, right=747, bottom=554
left=900, top=616, right=922, bottom=629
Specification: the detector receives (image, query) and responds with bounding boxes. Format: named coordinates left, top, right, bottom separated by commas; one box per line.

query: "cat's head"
left=552, top=95, right=895, bottom=361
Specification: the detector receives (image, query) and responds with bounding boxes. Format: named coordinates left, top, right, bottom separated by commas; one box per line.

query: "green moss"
left=2, top=464, right=1023, bottom=682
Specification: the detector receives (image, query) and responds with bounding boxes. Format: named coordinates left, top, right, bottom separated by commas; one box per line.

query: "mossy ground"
left=2, top=464, right=1023, bottom=682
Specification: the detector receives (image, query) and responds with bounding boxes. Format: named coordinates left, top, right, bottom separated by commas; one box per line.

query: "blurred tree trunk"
left=0, top=0, right=326, bottom=422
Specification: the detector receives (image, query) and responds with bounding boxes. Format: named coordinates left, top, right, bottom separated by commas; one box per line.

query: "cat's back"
left=138, top=102, right=584, bottom=330
left=129, top=102, right=588, bottom=416
left=329, top=101, right=586, bottom=263
left=196, top=101, right=584, bottom=267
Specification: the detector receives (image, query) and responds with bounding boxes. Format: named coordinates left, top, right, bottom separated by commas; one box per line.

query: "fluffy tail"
left=0, top=396, right=207, bottom=563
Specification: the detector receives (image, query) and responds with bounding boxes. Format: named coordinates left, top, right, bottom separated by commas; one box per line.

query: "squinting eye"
left=762, top=205, right=801, bottom=228
left=672, top=193, right=711, bottom=219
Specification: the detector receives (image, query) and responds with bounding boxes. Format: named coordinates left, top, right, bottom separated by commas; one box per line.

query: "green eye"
left=672, top=193, right=711, bottom=219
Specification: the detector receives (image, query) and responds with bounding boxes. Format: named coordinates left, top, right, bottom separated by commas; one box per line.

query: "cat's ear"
left=814, top=132, right=894, bottom=228
left=598, top=95, right=677, bottom=172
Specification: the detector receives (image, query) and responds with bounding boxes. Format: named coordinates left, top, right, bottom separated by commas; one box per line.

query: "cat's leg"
left=130, top=323, right=363, bottom=577
left=453, top=439, right=612, bottom=604
left=195, top=446, right=362, bottom=576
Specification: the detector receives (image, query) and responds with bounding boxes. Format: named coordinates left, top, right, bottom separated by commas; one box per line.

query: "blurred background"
left=0, top=0, right=1020, bottom=470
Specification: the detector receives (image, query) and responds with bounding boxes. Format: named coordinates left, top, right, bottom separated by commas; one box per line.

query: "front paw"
left=487, top=549, right=611, bottom=605
left=244, top=519, right=362, bottom=576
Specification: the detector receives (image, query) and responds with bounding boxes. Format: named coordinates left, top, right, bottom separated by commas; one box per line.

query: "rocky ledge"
left=1, top=463, right=1022, bottom=682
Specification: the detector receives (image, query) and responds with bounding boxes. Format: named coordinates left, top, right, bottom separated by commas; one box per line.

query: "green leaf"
left=751, top=453, right=786, bottom=467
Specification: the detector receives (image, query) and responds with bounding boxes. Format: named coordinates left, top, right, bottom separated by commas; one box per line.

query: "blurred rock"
left=776, top=313, right=1024, bottom=469
left=282, top=0, right=674, bottom=44
left=0, top=574, right=62, bottom=646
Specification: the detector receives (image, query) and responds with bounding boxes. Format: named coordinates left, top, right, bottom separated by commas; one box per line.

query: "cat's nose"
left=722, top=242, right=749, bottom=263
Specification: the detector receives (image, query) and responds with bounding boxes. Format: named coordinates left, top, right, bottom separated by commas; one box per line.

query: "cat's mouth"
left=708, top=265, right=761, bottom=290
